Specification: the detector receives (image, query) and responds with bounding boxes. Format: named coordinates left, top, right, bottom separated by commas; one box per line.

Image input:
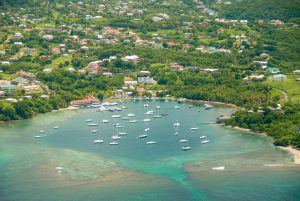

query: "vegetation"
left=224, top=103, right=300, bottom=149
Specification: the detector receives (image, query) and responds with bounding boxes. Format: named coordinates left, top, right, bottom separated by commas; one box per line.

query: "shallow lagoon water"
left=0, top=100, right=299, bottom=201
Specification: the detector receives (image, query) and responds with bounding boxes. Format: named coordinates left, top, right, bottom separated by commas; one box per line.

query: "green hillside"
left=219, top=0, right=300, bottom=21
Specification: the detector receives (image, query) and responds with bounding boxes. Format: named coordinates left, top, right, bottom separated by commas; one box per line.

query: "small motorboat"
left=201, top=140, right=210, bottom=144
left=138, top=134, right=148, bottom=138
left=190, top=127, right=199, bottom=130
left=200, top=136, right=207, bottom=139
left=146, top=141, right=156, bottom=145
left=86, top=119, right=92, bottom=122
left=179, top=139, right=188, bottom=143
left=91, top=130, right=99, bottom=133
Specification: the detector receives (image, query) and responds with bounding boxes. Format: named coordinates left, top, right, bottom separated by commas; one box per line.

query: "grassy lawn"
left=264, top=74, right=300, bottom=103
left=0, top=73, right=16, bottom=80
left=270, top=89, right=286, bottom=104
left=44, top=55, right=72, bottom=69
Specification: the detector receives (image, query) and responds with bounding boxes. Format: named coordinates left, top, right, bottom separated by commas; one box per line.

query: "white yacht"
left=109, top=141, right=119, bottom=145
left=173, top=122, right=180, bottom=127
left=204, top=104, right=214, bottom=110
left=127, top=113, right=136, bottom=117
left=201, top=140, right=210, bottom=144
left=53, top=126, right=59, bottom=129
left=121, top=106, right=127, bottom=109
left=146, top=141, right=156, bottom=145
left=174, top=106, right=180, bottom=109
left=94, top=139, right=104, bottom=143
left=179, top=139, right=189, bottom=143
left=102, top=119, right=109, bottom=123
left=144, top=128, right=150, bottom=132
left=115, top=125, right=123, bottom=128
left=115, top=107, right=122, bottom=111
left=200, top=136, right=207, bottom=139
left=181, top=146, right=191, bottom=151
left=91, top=130, right=99, bottom=133
left=153, top=115, right=162, bottom=118
left=212, top=166, right=225, bottom=170
left=130, top=120, right=138, bottom=123
left=86, top=119, right=92, bottom=122
left=112, top=114, right=121, bottom=118
left=138, top=134, right=148, bottom=138
left=190, top=127, right=199, bottom=130
left=156, top=105, right=161, bottom=109
left=39, top=130, right=45, bottom=133
left=118, top=132, right=127, bottom=135
left=144, top=110, right=154, bottom=115
left=112, top=135, right=122, bottom=140
left=142, top=119, right=151, bottom=122
left=88, top=123, right=99, bottom=126
left=33, top=135, right=43, bottom=138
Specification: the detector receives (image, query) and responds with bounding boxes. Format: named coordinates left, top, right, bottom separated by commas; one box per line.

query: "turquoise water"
left=0, top=100, right=299, bottom=201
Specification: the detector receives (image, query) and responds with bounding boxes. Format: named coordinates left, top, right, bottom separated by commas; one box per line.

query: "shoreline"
left=280, top=146, right=300, bottom=165
left=180, top=99, right=244, bottom=110
left=225, top=125, right=300, bottom=165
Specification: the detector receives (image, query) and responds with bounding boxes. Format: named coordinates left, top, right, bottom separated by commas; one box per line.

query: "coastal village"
left=0, top=0, right=299, bottom=149
left=0, top=0, right=299, bottom=106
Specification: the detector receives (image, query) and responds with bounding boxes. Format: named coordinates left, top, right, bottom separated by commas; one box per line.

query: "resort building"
left=70, top=96, right=100, bottom=106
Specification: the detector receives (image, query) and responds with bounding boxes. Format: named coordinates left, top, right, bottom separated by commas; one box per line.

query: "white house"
left=43, top=35, right=54, bottom=40
left=137, top=77, right=156, bottom=84
left=124, top=80, right=138, bottom=86
left=122, top=55, right=140, bottom=63
left=14, top=33, right=23, bottom=38
left=43, top=68, right=52, bottom=74
left=272, top=74, right=287, bottom=82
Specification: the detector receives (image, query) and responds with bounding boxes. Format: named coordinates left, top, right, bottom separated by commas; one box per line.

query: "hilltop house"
left=170, top=63, right=184, bottom=71
left=0, top=80, right=12, bottom=87
left=14, top=32, right=23, bottom=38
left=43, top=35, right=53, bottom=40
left=270, top=20, right=284, bottom=25
left=122, top=55, right=140, bottom=63
left=137, top=76, right=157, bottom=84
